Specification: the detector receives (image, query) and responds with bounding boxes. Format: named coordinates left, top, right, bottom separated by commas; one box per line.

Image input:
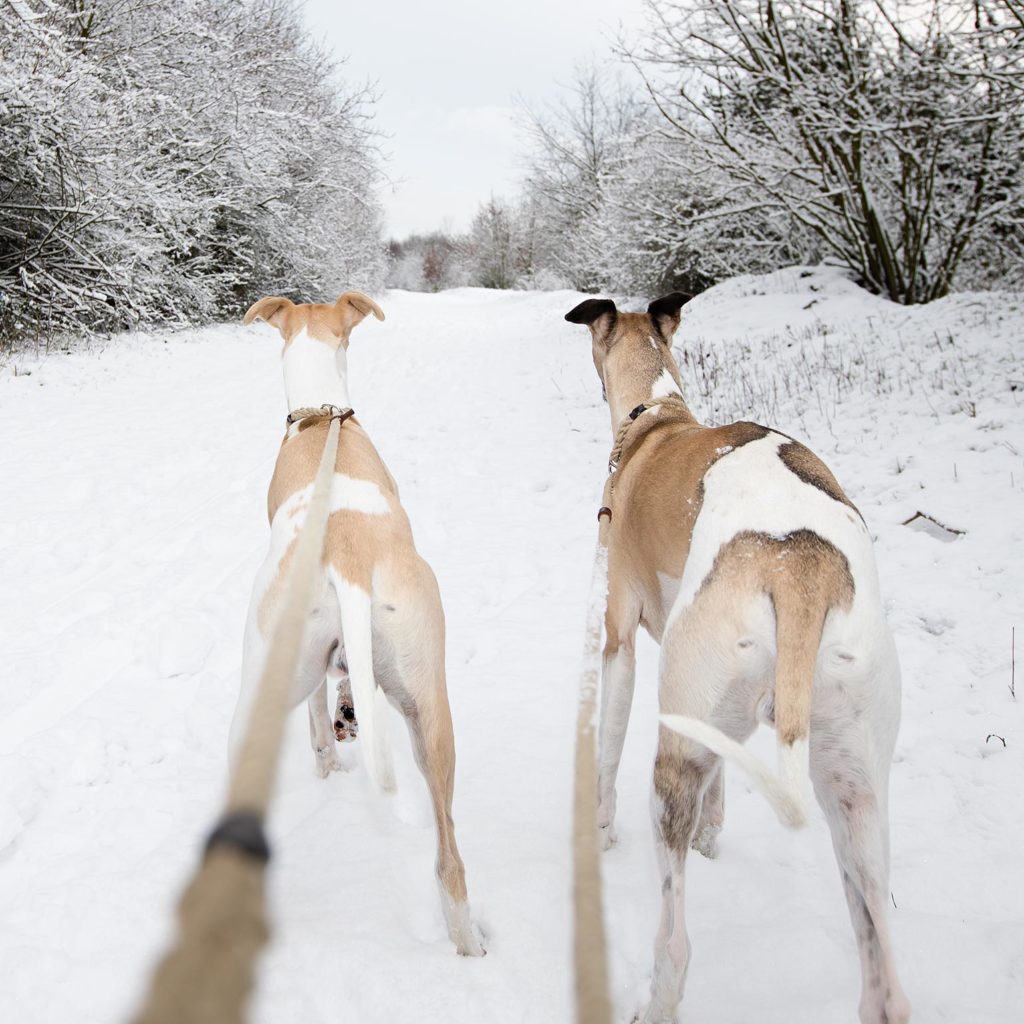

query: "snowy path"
left=1, top=277, right=1022, bottom=1023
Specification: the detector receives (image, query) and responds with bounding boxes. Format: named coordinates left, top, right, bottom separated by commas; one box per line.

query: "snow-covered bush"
left=0, top=0, right=385, bottom=347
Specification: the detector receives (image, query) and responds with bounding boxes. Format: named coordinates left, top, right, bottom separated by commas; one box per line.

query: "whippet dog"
left=566, top=292, right=909, bottom=1024
left=231, top=291, right=483, bottom=957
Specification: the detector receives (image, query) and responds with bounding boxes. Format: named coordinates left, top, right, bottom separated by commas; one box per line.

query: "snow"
left=1, top=267, right=1021, bottom=1023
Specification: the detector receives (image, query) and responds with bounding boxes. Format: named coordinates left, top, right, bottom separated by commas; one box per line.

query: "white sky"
left=301, top=0, right=649, bottom=240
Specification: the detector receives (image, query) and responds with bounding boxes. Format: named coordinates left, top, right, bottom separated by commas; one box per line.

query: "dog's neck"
left=282, top=329, right=351, bottom=413
left=604, top=345, right=696, bottom=432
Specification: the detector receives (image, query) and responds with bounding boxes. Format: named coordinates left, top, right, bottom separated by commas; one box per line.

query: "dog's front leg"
left=597, top=593, right=640, bottom=850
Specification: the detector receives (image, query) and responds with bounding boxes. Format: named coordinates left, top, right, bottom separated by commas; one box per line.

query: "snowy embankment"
left=0, top=267, right=1021, bottom=1023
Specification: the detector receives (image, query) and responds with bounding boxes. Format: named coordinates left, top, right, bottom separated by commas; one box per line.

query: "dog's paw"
left=691, top=822, right=721, bottom=859
left=313, top=745, right=344, bottom=778
left=333, top=701, right=359, bottom=743
left=634, top=1003, right=680, bottom=1024
left=456, top=923, right=487, bottom=957
left=599, top=823, right=618, bottom=851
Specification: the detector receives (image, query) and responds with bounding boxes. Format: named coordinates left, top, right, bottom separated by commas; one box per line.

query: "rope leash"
left=132, top=411, right=347, bottom=1024
left=573, top=537, right=612, bottom=1024
left=607, top=396, right=692, bottom=487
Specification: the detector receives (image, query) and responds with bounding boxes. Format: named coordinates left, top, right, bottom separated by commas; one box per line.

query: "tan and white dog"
left=231, top=290, right=483, bottom=957
left=566, top=293, right=909, bottom=1024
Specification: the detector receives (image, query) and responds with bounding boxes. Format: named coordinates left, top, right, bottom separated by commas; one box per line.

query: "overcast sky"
left=301, top=0, right=649, bottom=240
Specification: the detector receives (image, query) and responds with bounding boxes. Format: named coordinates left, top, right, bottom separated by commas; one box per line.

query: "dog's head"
left=564, top=292, right=691, bottom=399
left=243, top=291, right=385, bottom=349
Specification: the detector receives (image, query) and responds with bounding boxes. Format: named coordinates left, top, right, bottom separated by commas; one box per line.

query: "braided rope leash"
left=132, top=411, right=349, bottom=1024
left=597, top=395, right=691, bottom=527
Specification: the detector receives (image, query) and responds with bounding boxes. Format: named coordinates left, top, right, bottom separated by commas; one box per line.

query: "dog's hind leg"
left=381, top=560, right=484, bottom=956
left=810, top=681, right=910, bottom=1024
left=404, top=688, right=484, bottom=956
left=691, top=757, right=724, bottom=859
left=641, top=591, right=757, bottom=1023
left=307, top=678, right=343, bottom=777
left=642, top=732, right=714, bottom=1024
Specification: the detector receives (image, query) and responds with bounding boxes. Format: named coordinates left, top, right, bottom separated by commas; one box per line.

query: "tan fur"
left=605, top=419, right=770, bottom=644
left=692, top=529, right=854, bottom=744
left=594, top=311, right=690, bottom=427
left=257, top=418, right=413, bottom=630
left=587, top=309, right=856, bottom=656
left=243, top=290, right=385, bottom=349
left=569, top=293, right=908, bottom=1024
left=236, top=292, right=481, bottom=954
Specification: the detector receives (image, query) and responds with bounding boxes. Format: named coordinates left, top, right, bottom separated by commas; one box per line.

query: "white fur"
left=597, top=645, right=636, bottom=849
left=329, top=572, right=396, bottom=794
left=667, top=432, right=880, bottom=637
left=779, top=735, right=812, bottom=818
left=650, top=367, right=682, bottom=400
left=661, top=715, right=810, bottom=828
left=283, top=329, right=352, bottom=412
left=600, top=399, right=907, bottom=1021
left=268, top=474, right=389, bottom=553
left=658, top=433, right=885, bottom=832
left=241, top=475, right=390, bottom=624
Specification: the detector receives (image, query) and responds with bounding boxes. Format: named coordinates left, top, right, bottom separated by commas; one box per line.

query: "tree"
left=0, top=0, right=386, bottom=346
left=465, top=197, right=518, bottom=289
left=519, top=64, right=648, bottom=291
left=626, top=0, right=1024, bottom=302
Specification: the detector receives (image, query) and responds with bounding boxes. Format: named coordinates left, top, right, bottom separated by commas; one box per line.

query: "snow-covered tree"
left=464, top=197, right=520, bottom=289
left=0, top=0, right=385, bottom=346
left=518, top=65, right=648, bottom=291
left=626, top=0, right=1024, bottom=302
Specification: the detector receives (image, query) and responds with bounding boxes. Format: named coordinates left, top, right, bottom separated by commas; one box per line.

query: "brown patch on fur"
left=696, top=529, right=855, bottom=745
left=777, top=440, right=861, bottom=517
left=653, top=752, right=709, bottom=850
left=243, top=291, right=384, bottom=349
left=605, top=420, right=770, bottom=640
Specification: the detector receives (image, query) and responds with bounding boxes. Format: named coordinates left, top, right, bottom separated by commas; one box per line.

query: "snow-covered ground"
left=1, top=268, right=1021, bottom=1023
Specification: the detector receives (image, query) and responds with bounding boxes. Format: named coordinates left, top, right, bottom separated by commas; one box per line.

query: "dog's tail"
left=335, top=580, right=397, bottom=794
left=659, top=714, right=809, bottom=828
left=661, top=566, right=838, bottom=829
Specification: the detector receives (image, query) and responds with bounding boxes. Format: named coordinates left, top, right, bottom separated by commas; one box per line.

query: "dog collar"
left=601, top=396, right=691, bottom=522
left=286, top=404, right=355, bottom=428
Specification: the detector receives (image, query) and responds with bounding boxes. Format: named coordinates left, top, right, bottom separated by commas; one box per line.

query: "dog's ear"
left=336, top=291, right=385, bottom=332
left=647, top=292, right=692, bottom=341
left=565, top=298, right=617, bottom=343
left=243, top=296, right=293, bottom=329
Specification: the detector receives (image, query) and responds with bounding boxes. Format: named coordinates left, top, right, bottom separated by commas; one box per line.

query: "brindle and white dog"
left=230, top=291, right=483, bottom=957
left=566, top=292, right=909, bottom=1024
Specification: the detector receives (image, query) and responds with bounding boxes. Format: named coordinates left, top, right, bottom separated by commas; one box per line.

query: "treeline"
left=393, top=0, right=1024, bottom=305
left=1, top=0, right=385, bottom=345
